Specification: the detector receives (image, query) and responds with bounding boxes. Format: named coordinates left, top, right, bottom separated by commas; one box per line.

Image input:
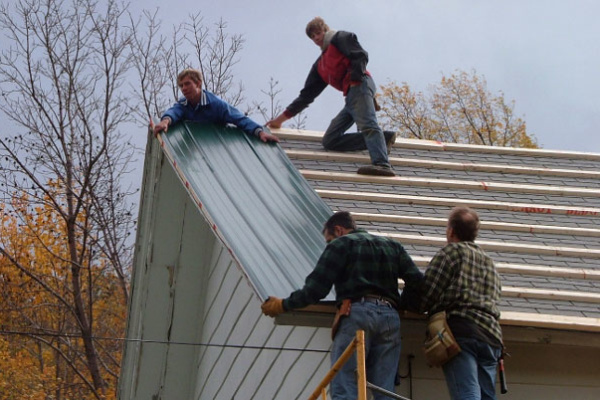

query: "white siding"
left=193, top=244, right=332, bottom=400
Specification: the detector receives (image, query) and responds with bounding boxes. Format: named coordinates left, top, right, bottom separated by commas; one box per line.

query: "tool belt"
left=423, top=311, right=461, bottom=367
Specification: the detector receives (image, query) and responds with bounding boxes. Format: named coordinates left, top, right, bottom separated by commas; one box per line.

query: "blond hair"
left=305, top=17, right=329, bottom=38
left=177, top=68, right=203, bottom=86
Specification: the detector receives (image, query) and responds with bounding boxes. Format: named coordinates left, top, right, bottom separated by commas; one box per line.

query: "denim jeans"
left=442, top=337, right=502, bottom=400
left=330, top=300, right=401, bottom=400
left=321, top=75, right=391, bottom=167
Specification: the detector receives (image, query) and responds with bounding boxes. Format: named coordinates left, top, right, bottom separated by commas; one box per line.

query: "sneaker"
left=357, top=165, right=395, bottom=177
left=385, top=131, right=397, bottom=155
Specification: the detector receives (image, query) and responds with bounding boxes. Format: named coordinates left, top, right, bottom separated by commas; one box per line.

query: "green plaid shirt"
left=420, top=241, right=503, bottom=343
left=283, top=229, right=423, bottom=311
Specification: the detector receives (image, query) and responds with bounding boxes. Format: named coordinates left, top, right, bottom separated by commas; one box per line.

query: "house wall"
left=120, top=143, right=218, bottom=399
left=395, top=322, right=600, bottom=400
left=192, top=241, right=333, bottom=400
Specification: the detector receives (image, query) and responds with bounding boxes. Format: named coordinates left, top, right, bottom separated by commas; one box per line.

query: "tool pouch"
left=331, top=299, right=352, bottom=340
left=423, top=311, right=461, bottom=367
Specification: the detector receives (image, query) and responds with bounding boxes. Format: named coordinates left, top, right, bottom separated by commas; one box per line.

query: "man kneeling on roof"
left=266, top=17, right=397, bottom=177
left=261, top=211, right=423, bottom=400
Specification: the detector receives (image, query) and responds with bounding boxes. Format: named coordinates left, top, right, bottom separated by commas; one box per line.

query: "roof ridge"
left=274, top=128, right=600, bottom=160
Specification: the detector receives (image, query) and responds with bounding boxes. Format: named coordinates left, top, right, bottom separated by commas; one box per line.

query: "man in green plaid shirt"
left=261, top=211, right=423, bottom=400
left=420, top=206, right=503, bottom=400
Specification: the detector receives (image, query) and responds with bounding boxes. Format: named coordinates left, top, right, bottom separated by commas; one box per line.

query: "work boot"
left=385, top=131, right=397, bottom=155
left=357, top=164, right=395, bottom=177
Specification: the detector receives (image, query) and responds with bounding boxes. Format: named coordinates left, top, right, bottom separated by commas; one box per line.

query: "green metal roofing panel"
left=158, top=122, right=333, bottom=301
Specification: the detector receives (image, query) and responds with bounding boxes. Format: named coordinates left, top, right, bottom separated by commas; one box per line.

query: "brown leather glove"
left=261, top=296, right=284, bottom=317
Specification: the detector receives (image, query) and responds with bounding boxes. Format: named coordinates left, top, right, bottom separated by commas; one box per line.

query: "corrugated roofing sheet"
left=159, top=122, right=332, bottom=301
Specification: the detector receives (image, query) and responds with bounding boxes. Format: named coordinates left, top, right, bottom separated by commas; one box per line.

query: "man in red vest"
left=267, top=17, right=396, bottom=176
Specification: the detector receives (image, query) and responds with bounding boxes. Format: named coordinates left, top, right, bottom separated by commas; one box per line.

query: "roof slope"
left=274, top=128, right=600, bottom=333
left=158, top=122, right=332, bottom=301
left=157, top=122, right=600, bottom=334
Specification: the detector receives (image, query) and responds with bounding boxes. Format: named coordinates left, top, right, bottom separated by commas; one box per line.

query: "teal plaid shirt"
left=283, top=229, right=423, bottom=311
left=420, top=241, right=503, bottom=343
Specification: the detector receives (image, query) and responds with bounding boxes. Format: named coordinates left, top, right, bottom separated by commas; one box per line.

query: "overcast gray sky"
left=135, top=0, right=600, bottom=153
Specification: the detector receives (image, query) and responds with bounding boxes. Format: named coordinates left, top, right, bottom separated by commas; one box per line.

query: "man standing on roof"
left=420, top=206, right=503, bottom=400
left=153, top=68, right=280, bottom=143
left=261, top=211, right=423, bottom=400
left=266, top=17, right=397, bottom=176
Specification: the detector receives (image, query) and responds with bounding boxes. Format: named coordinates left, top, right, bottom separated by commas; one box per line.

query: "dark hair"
left=323, top=211, right=356, bottom=235
left=448, top=207, right=479, bottom=242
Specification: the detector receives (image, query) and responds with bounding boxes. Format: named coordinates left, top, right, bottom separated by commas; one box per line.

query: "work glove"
left=261, top=296, right=284, bottom=317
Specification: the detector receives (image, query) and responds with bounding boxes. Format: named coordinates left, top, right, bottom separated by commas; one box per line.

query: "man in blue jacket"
left=267, top=17, right=396, bottom=176
left=153, top=68, right=280, bottom=143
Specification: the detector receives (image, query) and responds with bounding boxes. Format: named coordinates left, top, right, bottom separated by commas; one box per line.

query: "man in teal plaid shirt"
left=261, top=211, right=423, bottom=400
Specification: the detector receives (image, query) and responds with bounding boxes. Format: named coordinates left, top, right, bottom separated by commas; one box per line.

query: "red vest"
left=317, top=44, right=368, bottom=95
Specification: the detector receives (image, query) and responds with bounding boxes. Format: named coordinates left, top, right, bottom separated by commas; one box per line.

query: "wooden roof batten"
left=302, top=170, right=600, bottom=198
left=409, top=256, right=600, bottom=281
left=317, top=189, right=600, bottom=217
left=351, top=211, right=600, bottom=237
left=379, top=231, right=600, bottom=259
left=286, top=149, right=600, bottom=179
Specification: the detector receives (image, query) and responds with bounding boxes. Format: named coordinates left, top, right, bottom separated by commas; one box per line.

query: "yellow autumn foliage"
left=377, top=69, right=538, bottom=148
left=0, top=192, right=127, bottom=399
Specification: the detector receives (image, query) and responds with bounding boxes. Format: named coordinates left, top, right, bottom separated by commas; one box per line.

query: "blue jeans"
left=321, top=75, right=391, bottom=167
left=442, top=337, right=502, bottom=400
left=330, top=301, right=401, bottom=400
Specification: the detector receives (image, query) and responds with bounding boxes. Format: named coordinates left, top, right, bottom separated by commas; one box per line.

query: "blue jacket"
left=162, top=90, right=264, bottom=137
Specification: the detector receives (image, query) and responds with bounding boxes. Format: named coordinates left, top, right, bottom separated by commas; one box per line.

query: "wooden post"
left=355, top=330, right=367, bottom=400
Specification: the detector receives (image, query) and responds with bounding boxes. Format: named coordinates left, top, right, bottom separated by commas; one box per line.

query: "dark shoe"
left=385, top=131, right=397, bottom=155
left=357, top=165, right=395, bottom=177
